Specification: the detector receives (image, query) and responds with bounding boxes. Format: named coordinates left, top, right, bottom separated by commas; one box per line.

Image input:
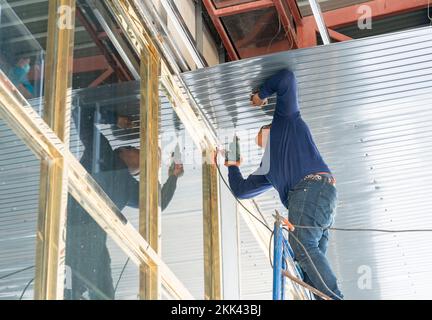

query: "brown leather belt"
left=303, top=172, right=336, bottom=186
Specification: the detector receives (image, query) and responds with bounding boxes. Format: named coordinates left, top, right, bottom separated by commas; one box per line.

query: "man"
left=65, top=105, right=183, bottom=300
left=225, top=69, right=343, bottom=300
left=8, top=57, right=34, bottom=98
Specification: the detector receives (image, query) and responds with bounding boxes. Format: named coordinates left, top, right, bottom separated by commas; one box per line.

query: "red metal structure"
left=204, top=0, right=431, bottom=60
left=203, top=0, right=302, bottom=60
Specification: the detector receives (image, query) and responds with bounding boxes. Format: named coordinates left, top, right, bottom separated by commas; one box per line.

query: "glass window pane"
left=72, top=1, right=138, bottom=90
left=0, top=118, right=40, bottom=300
left=160, top=95, right=205, bottom=299
left=0, top=0, right=47, bottom=109
left=66, top=81, right=141, bottom=300
left=65, top=195, right=139, bottom=300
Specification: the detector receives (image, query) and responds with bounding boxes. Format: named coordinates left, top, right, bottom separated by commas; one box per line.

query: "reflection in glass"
left=160, top=98, right=205, bottom=299
left=66, top=85, right=141, bottom=300
left=0, top=0, right=46, bottom=111
left=65, top=197, right=140, bottom=300
left=65, top=82, right=185, bottom=299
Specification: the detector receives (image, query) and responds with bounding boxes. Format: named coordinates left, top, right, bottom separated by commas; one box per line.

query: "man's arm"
left=126, top=166, right=181, bottom=211
left=228, top=166, right=272, bottom=199
left=161, top=175, right=178, bottom=211
left=124, top=174, right=138, bottom=208
left=258, top=69, right=298, bottom=117
left=126, top=176, right=178, bottom=210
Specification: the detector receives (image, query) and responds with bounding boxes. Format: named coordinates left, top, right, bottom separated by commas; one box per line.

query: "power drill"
left=225, top=135, right=241, bottom=165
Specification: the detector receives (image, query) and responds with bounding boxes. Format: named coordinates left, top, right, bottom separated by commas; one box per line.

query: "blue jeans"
left=288, top=177, right=344, bottom=300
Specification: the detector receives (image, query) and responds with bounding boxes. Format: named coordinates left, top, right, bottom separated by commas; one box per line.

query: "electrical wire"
left=0, top=265, right=36, bottom=301
left=268, top=230, right=275, bottom=268
left=296, top=226, right=432, bottom=233
left=19, top=278, right=34, bottom=300
left=114, top=258, right=130, bottom=294
left=215, top=160, right=272, bottom=233
left=284, top=227, right=343, bottom=300
left=428, top=0, right=432, bottom=26
left=0, top=265, right=34, bottom=280
left=216, top=153, right=432, bottom=234
left=266, top=11, right=282, bottom=53
left=266, top=10, right=294, bottom=53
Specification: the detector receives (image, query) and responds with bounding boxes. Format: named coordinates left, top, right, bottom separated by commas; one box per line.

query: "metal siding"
left=182, top=27, right=432, bottom=299
left=0, top=119, right=39, bottom=300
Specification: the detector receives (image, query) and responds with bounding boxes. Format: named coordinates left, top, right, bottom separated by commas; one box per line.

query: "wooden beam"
left=202, top=150, right=222, bottom=300
left=34, top=0, right=76, bottom=300
left=139, top=47, right=161, bottom=300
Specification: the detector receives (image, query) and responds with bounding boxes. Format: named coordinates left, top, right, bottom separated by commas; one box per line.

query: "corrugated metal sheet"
left=0, top=119, right=39, bottom=300
left=182, top=26, right=432, bottom=299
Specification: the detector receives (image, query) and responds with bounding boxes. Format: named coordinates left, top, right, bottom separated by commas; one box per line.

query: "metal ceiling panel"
left=182, top=27, right=432, bottom=299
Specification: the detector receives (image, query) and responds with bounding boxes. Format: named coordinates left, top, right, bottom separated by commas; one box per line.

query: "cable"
left=285, top=228, right=343, bottom=300
left=294, top=225, right=432, bottom=233
left=114, top=258, right=130, bottom=294
left=19, top=278, right=34, bottom=300
left=268, top=230, right=274, bottom=268
left=266, top=10, right=294, bottom=54
left=266, top=10, right=282, bottom=53
left=216, top=155, right=432, bottom=234
left=428, top=0, right=432, bottom=26
left=0, top=265, right=34, bottom=280
left=215, top=160, right=272, bottom=233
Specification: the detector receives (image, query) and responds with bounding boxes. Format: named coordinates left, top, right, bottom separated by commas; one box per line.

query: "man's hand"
left=117, top=115, right=133, bottom=129
left=250, top=93, right=268, bottom=107
left=224, top=158, right=242, bottom=167
left=169, top=163, right=184, bottom=177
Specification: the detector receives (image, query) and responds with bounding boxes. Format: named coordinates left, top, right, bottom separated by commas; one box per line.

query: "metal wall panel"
left=0, top=119, right=39, bottom=300
left=182, top=27, right=432, bottom=299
